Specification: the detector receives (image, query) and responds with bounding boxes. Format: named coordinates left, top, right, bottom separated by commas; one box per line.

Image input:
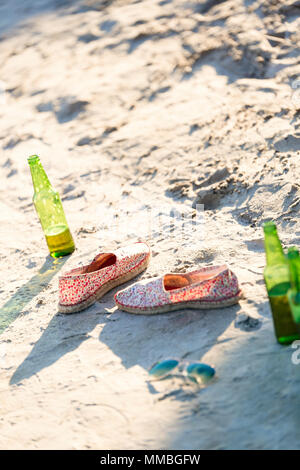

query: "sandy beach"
left=1, top=0, right=300, bottom=449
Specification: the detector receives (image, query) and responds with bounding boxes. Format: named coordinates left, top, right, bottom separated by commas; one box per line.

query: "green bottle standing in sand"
left=28, top=155, right=75, bottom=258
left=263, top=221, right=299, bottom=345
left=287, top=247, right=300, bottom=328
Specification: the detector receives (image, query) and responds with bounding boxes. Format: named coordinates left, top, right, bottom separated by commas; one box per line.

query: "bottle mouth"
left=263, top=221, right=276, bottom=233
left=28, top=155, right=40, bottom=163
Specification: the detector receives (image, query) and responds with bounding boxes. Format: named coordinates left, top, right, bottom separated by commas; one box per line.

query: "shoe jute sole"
left=115, top=290, right=243, bottom=315
left=58, top=256, right=150, bottom=314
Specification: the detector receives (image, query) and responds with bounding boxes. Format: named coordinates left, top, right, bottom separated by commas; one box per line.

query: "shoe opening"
left=83, top=253, right=117, bottom=273
left=163, top=265, right=227, bottom=291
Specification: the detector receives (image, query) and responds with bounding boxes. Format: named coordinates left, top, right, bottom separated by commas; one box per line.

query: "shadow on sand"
left=0, top=0, right=114, bottom=37
left=9, top=278, right=241, bottom=387
left=0, top=255, right=67, bottom=336
left=9, top=308, right=102, bottom=385
left=98, top=301, right=241, bottom=372
left=8, top=272, right=140, bottom=385
left=164, top=324, right=300, bottom=449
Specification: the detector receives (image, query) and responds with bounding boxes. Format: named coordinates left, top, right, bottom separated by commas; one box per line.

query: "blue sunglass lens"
left=186, top=363, right=215, bottom=381
left=149, top=359, right=179, bottom=379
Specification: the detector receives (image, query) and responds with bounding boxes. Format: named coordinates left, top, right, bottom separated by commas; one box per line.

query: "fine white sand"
left=1, top=0, right=300, bottom=450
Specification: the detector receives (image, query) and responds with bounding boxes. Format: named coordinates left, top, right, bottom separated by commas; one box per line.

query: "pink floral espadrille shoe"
left=58, top=242, right=150, bottom=313
left=115, top=264, right=242, bottom=315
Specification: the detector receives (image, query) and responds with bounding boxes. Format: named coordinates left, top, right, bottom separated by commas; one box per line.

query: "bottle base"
left=50, top=246, right=75, bottom=258
left=277, top=334, right=300, bottom=345
left=45, top=225, right=75, bottom=258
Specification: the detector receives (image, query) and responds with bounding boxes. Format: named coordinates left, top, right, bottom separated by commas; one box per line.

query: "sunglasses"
left=149, top=358, right=215, bottom=384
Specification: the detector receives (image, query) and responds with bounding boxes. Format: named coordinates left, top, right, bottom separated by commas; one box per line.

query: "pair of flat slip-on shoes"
left=58, top=242, right=242, bottom=314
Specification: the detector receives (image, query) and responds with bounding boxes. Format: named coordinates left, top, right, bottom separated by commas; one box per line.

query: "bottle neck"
left=294, top=258, right=300, bottom=292
left=29, top=158, right=52, bottom=193
left=289, top=259, right=298, bottom=290
left=289, top=257, right=300, bottom=304
left=264, top=231, right=285, bottom=266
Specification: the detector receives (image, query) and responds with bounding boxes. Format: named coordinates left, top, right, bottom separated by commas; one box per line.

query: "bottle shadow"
left=0, top=255, right=67, bottom=335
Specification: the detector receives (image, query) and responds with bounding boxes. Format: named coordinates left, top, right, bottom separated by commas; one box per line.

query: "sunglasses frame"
left=148, top=358, right=215, bottom=383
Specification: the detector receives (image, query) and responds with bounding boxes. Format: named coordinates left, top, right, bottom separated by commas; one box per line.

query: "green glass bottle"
left=287, top=247, right=299, bottom=290
left=263, top=221, right=299, bottom=344
left=287, top=247, right=300, bottom=327
left=28, top=155, right=75, bottom=258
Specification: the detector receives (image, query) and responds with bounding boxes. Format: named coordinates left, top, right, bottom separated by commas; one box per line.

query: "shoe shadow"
left=99, top=297, right=242, bottom=379
left=9, top=308, right=102, bottom=385
left=0, top=255, right=68, bottom=336
left=8, top=274, right=141, bottom=386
